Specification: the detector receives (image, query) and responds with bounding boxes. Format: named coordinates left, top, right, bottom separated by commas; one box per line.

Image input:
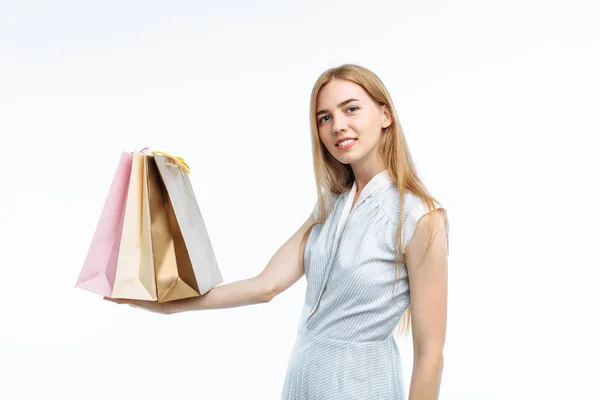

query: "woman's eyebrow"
left=316, top=98, right=360, bottom=117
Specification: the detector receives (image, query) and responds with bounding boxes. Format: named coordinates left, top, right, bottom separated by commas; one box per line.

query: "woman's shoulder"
left=311, top=192, right=341, bottom=220
left=373, top=185, right=429, bottom=226
left=372, top=185, right=449, bottom=255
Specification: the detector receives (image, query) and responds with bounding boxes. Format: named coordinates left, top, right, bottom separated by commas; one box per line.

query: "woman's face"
left=316, top=79, right=391, bottom=168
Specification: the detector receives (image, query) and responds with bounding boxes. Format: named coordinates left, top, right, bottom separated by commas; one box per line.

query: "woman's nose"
left=332, top=115, right=348, bottom=134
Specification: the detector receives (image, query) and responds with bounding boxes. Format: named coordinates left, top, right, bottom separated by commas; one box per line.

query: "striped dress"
left=281, top=169, right=448, bottom=399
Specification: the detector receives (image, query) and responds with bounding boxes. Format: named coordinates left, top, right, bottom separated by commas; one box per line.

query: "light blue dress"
left=281, top=169, right=448, bottom=399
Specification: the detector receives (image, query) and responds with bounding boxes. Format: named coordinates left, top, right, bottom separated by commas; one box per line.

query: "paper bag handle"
left=149, top=150, right=191, bottom=174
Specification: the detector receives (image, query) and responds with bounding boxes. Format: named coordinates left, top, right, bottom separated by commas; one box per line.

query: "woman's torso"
left=297, top=170, right=428, bottom=342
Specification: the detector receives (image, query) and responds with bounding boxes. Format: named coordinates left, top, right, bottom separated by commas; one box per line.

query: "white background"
left=1, top=1, right=599, bottom=399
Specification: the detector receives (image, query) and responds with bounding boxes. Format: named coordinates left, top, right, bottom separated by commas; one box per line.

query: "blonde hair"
left=298, top=64, right=447, bottom=337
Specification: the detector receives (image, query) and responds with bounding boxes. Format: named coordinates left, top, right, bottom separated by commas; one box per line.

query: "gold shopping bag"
left=146, top=154, right=200, bottom=303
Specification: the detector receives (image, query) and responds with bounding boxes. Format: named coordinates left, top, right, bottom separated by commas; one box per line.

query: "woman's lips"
left=336, top=138, right=357, bottom=150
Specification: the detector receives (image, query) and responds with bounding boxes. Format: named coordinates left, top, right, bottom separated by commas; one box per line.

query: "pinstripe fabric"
left=281, top=170, right=447, bottom=399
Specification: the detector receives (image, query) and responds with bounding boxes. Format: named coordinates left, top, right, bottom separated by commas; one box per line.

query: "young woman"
left=107, top=64, right=450, bottom=400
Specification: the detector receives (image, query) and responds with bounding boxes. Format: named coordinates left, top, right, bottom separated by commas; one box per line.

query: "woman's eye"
left=347, top=106, right=358, bottom=112
left=319, top=116, right=330, bottom=123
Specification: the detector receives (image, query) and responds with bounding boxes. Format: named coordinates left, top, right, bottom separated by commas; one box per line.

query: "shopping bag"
left=75, top=152, right=133, bottom=297
left=153, top=153, right=223, bottom=295
left=146, top=154, right=201, bottom=302
left=111, top=152, right=158, bottom=301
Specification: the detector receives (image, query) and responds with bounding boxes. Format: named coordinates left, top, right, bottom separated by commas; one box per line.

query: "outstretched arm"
left=106, top=211, right=315, bottom=314
left=405, top=209, right=449, bottom=400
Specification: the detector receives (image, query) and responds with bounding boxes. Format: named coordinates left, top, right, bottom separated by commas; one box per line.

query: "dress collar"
left=348, top=169, right=393, bottom=210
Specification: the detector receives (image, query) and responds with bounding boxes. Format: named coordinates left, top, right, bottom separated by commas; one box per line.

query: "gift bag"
left=111, top=152, right=158, bottom=301
left=146, top=154, right=201, bottom=302
left=154, top=153, right=223, bottom=295
left=77, top=148, right=223, bottom=303
left=75, top=152, right=133, bottom=297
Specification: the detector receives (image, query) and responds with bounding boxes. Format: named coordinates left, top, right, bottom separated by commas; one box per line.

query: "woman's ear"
left=382, top=107, right=392, bottom=129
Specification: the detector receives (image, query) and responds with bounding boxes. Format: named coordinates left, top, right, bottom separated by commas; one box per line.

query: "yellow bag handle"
left=137, top=147, right=190, bottom=174
left=150, top=150, right=191, bottom=174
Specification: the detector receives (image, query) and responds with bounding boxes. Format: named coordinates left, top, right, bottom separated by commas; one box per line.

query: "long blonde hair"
left=298, top=64, right=447, bottom=337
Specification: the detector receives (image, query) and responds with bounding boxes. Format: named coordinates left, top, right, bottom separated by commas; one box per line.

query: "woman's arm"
left=106, top=211, right=315, bottom=314
left=404, top=209, right=449, bottom=400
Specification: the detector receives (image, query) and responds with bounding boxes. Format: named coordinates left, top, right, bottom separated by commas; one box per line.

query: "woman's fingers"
left=102, top=297, right=163, bottom=313
left=103, top=297, right=125, bottom=305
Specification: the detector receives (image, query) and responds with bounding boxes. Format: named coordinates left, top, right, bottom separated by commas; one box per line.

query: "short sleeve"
left=401, top=202, right=449, bottom=256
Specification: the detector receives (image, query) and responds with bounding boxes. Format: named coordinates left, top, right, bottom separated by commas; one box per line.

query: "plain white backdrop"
left=1, top=1, right=598, bottom=399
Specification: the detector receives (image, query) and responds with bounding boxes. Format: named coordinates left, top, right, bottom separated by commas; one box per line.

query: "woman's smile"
left=336, top=138, right=357, bottom=150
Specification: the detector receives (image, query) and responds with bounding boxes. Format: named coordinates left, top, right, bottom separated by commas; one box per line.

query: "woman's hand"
left=103, top=296, right=169, bottom=314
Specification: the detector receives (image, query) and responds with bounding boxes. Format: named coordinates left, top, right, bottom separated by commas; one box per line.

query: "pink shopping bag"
left=75, top=152, right=133, bottom=296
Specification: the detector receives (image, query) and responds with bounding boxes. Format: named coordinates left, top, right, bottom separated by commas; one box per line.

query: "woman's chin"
left=336, top=154, right=361, bottom=165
